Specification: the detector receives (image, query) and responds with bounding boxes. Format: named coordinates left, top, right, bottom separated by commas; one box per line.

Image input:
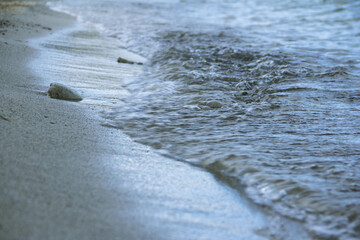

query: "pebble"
left=47, top=83, right=83, bottom=101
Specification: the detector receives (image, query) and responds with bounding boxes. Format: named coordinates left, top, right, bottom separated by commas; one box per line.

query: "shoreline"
left=0, top=2, right=310, bottom=240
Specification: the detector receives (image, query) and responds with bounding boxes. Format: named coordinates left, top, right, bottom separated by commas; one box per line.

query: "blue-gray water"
left=47, top=0, right=360, bottom=239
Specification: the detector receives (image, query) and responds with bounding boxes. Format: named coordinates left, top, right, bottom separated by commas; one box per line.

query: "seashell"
left=47, top=83, right=83, bottom=101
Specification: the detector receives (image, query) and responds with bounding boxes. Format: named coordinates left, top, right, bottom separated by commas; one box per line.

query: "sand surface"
left=0, top=2, right=312, bottom=240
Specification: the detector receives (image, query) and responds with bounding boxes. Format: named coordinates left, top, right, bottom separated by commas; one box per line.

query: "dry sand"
left=0, top=2, right=311, bottom=240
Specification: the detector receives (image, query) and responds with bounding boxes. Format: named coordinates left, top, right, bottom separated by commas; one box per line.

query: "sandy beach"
left=0, top=1, right=314, bottom=240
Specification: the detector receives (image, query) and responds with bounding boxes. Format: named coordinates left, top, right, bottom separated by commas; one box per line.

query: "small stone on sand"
left=117, top=57, right=143, bottom=65
left=47, top=83, right=83, bottom=101
left=205, top=101, right=222, bottom=109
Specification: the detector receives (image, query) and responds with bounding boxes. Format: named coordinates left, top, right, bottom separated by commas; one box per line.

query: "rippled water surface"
left=47, top=0, right=360, bottom=239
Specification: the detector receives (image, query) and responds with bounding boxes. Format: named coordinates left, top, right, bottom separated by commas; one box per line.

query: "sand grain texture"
left=0, top=3, right=155, bottom=240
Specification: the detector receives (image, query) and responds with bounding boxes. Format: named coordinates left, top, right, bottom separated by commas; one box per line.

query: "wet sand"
left=0, top=2, right=311, bottom=240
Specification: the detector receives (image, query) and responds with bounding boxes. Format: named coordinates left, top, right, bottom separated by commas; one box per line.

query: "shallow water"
left=43, top=0, right=359, bottom=239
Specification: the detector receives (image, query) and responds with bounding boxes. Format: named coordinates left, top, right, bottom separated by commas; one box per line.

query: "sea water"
left=44, top=0, right=360, bottom=239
